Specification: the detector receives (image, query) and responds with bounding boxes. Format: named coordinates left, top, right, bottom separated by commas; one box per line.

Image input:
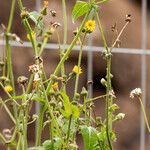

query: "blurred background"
left=0, top=0, right=150, bottom=149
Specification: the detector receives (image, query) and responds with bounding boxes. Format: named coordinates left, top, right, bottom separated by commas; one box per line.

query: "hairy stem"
left=36, top=104, right=45, bottom=146
left=96, top=12, right=112, bottom=150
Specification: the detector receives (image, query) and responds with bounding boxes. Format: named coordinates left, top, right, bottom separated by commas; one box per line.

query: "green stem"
left=66, top=115, right=72, bottom=146
left=22, top=85, right=28, bottom=149
left=46, top=10, right=91, bottom=94
left=5, top=0, right=17, bottom=119
left=26, top=74, right=34, bottom=93
left=61, top=0, right=68, bottom=92
left=7, top=0, right=16, bottom=33
left=138, top=96, right=150, bottom=132
left=0, top=98, right=16, bottom=124
left=96, top=12, right=112, bottom=150
left=74, top=33, right=86, bottom=99
left=0, top=133, right=7, bottom=143
left=23, top=19, right=38, bottom=56
left=35, top=104, right=45, bottom=146
left=17, top=0, right=38, bottom=57
left=96, top=0, right=109, bottom=5
left=17, top=0, right=23, bottom=10
left=39, top=32, right=51, bottom=56
left=16, top=133, right=22, bottom=150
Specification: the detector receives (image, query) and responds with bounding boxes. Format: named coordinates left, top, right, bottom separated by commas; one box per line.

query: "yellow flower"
left=52, top=82, right=58, bottom=90
left=44, top=0, right=49, bottom=8
left=72, top=65, right=82, bottom=74
left=4, top=85, right=13, bottom=92
left=85, top=20, right=96, bottom=32
left=27, top=32, right=36, bottom=41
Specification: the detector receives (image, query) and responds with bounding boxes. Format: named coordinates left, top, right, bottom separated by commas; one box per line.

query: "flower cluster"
left=130, top=88, right=142, bottom=99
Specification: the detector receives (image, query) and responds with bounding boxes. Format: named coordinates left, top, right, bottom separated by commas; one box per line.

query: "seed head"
left=130, top=88, right=142, bottom=99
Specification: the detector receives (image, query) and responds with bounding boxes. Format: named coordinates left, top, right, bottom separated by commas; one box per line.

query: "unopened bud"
left=100, top=78, right=106, bottom=86
left=115, top=113, right=125, bottom=121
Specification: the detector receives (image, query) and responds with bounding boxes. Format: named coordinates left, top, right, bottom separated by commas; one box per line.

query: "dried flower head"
left=52, top=22, right=61, bottom=29
left=85, top=20, right=96, bottom=32
left=130, top=88, right=142, bottom=99
left=29, top=64, right=41, bottom=74
left=50, top=10, right=56, bottom=17
left=17, top=76, right=28, bottom=85
left=125, top=14, right=131, bottom=23
left=4, top=85, right=13, bottom=93
left=72, top=65, right=82, bottom=74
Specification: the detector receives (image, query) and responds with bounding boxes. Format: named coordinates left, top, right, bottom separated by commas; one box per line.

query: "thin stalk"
left=5, top=0, right=17, bottom=119
left=96, top=13, right=109, bottom=53
left=74, top=33, right=86, bottom=98
left=110, top=21, right=129, bottom=52
left=17, top=0, right=38, bottom=56
left=96, top=12, right=112, bottom=150
left=61, top=0, right=68, bottom=90
left=16, top=133, right=22, bottom=150
left=138, top=96, right=150, bottom=132
left=39, top=35, right=50, bottom=56
left=23, top=19, right=38, bottom=56
left=0, top=133, right=7, bottom=143
left=50, top=119, right=54, bottom=149
left=96, top=0, right=109, bottom=5
left=0, top=98, right=16, bottom=124
left=86, top=94, right=108, bottom=103
left=22, top=85, right=28, bottom=149
left=26, top=74, right=34, bottom=93
left=46, top=10, right=91, bottom=94
left=17, top=0, right=23, bottom=10
left=66, top=115, right=72, bottom=146
left=35, top=104, right=45, bottom=146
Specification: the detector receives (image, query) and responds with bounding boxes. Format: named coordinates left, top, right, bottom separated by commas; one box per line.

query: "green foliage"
left=60, top=92, right=80, bottom=119
left=80, top=125, right=100, bottom=150
left=72, top=1, right=90, bottom=23
left=29, top=11, right=44, bottom=35
left=42, top=138, right=62, bottom=150
left=0, top=0, right=130, bottom=149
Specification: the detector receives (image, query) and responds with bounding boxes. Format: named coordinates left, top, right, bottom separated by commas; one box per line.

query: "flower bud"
left=81, top=87, right=88, bottom=97
left=115, top=113, right=125, bottom=121
left=100, top=78, right=106, bottom=86
left=17, top=76, right=28, bottom=86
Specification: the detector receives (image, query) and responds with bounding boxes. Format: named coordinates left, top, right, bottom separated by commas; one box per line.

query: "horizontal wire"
left=0, top=40, right=150, bottom=55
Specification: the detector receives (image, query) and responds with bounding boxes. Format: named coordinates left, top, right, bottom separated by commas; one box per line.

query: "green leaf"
left=31, top=94, right=45, bottom=104
left=60, top=92, right=71, bottom=118
left=71, top=105, right=80, bottom=119
left=72, top=1, right=89, bottom=23
left=29, top=11, right=44, bottom=35
left=42, top=138, right=62, bottom=150
left=80, top=125, right=100, bottom=150
left=43, top=140, right=52, bottom=150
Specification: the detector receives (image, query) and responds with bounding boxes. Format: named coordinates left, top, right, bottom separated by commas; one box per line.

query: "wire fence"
left=0, top=0, right=148, bottom=149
